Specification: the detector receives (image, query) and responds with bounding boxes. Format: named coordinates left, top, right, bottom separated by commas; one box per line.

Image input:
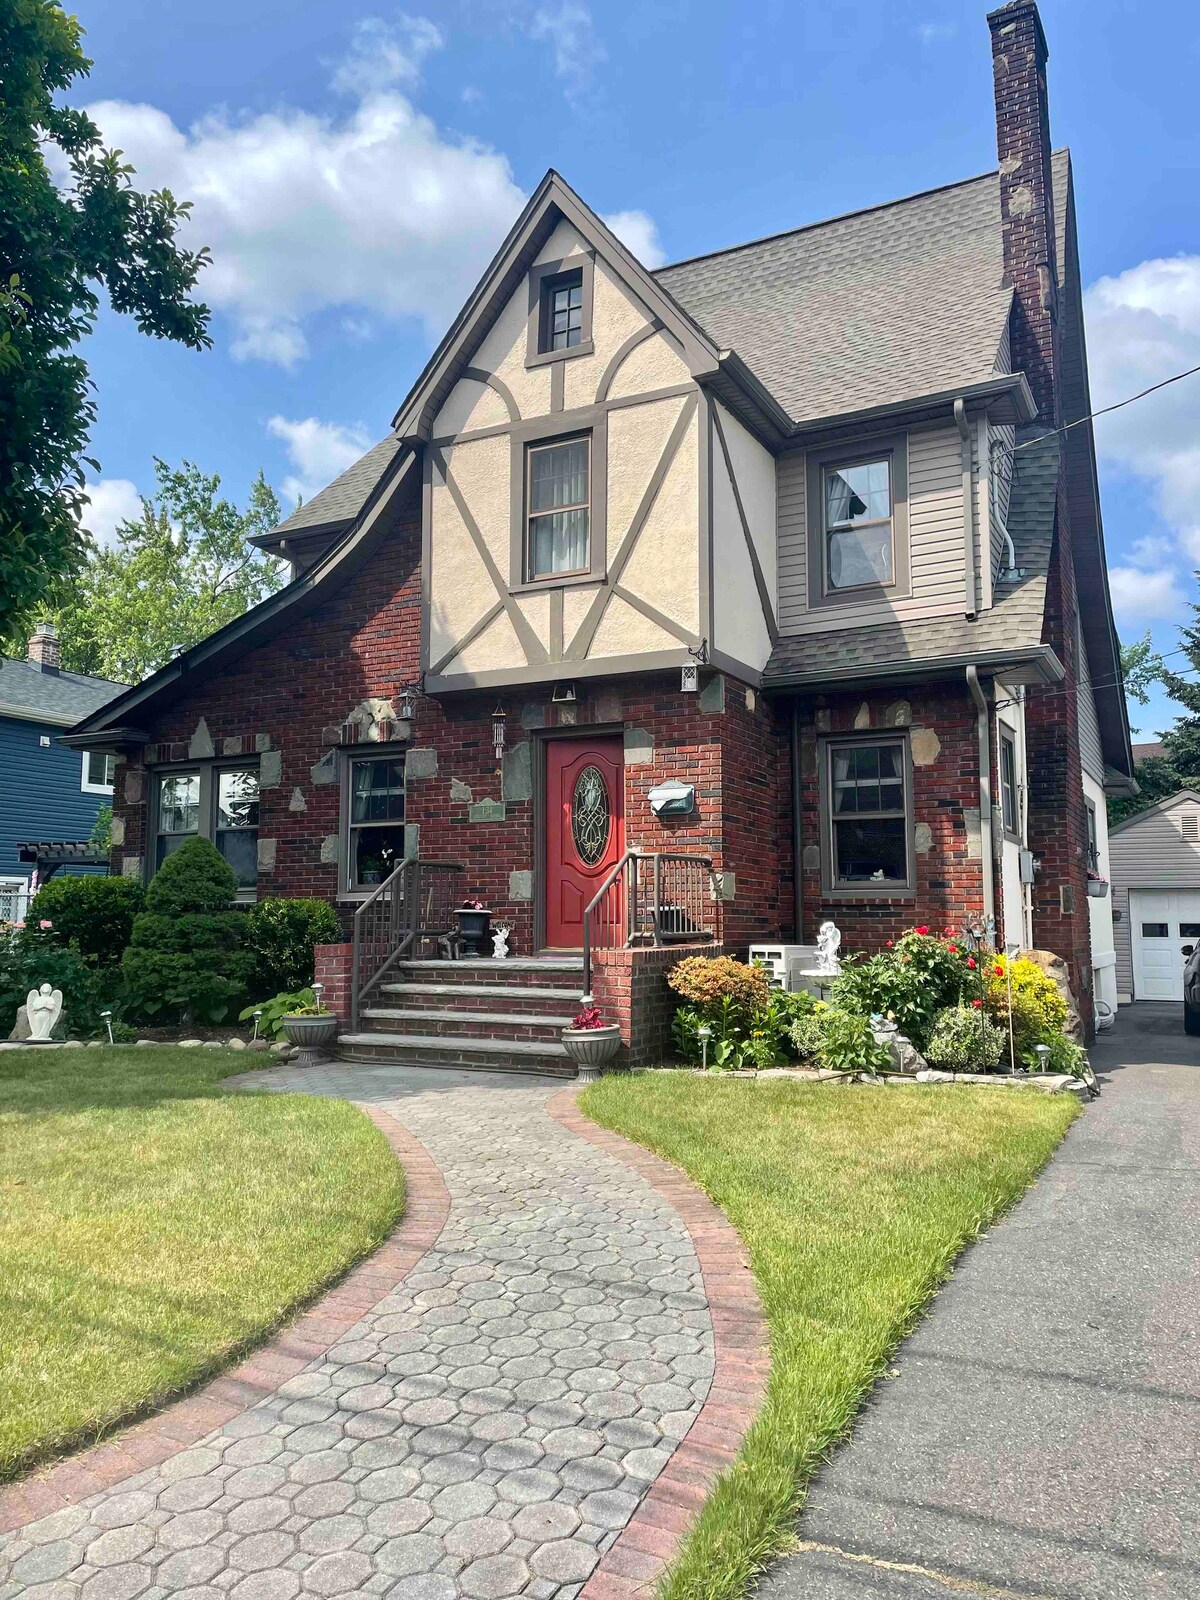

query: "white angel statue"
left=815, top=921, right=842, bottom=977
left=26, top=983, right=63, bottom=1041
left=492, top=925, right=511, bottom=960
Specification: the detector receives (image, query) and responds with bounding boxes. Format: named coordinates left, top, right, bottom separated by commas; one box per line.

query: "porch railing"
left=582, top=850, right=719, bottom=998
left=351, top=858, right=463, bottom=1029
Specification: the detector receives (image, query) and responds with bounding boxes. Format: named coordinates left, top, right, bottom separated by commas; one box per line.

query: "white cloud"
left=1107, top=565, right=1187, bottom=626
left=602, top=209, right=665, bottom=270
left=267, top=416, right=372, bottom=505
left=915, top=21, right=956, bottom=43
left=81, top=478, right=142, bottom=548
left=82, top=16, right=525, bottom=369
left=530, top=3, right=606, bottom=98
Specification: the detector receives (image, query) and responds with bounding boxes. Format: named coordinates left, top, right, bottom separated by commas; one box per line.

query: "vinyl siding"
left=776, top=423, right=967, bottom=635
left=989, top=420, right=1015, bottom=581
left=1076, top=632, right=1104, bottom=784
left=0, top=714, right=110, bottom=885
left=1110, top=796, right=1200, bottom=997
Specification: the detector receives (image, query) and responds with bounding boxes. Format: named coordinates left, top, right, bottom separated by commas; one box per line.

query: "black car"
left=1185, top=941, right=1200, bottom=1034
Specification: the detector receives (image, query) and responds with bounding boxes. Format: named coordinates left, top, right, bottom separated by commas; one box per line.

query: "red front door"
left=544, top=736, right=624, bottom=949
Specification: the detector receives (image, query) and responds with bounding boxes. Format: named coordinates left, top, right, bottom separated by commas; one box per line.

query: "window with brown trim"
left=526, top=434, right=590, bottom=579
left=805, top=432, right=910, bottom=609
left=999, top=729, right=1019, bottom=836
left=821, top=735, right=914, bottom=895
left=539, top=268, right=584, bottom=353
left=151, top=762, right=259, bottom=891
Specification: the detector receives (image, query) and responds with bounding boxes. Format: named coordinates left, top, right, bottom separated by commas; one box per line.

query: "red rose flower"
left=916, top=925, right=929, bottom=935
left=994, top=964, right=1004, bottom=976
left=947, top=943, right=958, bottom=953
left=971, top=998, right=983, bottom=1009
left=886, top=940, right=894, bottom=948
left=966, top=957, right=977, bottom=969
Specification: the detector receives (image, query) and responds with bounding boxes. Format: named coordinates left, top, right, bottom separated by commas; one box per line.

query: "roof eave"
left=763, top=642, right=1065, bottom=693
left=781, top=372, right=1036, bottom=446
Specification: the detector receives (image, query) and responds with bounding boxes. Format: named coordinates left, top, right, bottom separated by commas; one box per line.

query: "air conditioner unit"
left=749, top=943, right=816, bottom=990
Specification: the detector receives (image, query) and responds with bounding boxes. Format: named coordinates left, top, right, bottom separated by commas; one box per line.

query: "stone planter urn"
left=281, top=1012, right=339, bottom=1067
left=561, top=1024, right=623, bottom=1083
left=455, top=907, right=492, bottom=957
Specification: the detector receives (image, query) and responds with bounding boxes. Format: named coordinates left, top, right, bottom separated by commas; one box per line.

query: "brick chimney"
left=27, top=621, right=61, bottom=674
left=987, top=0, right=1059, bottom=422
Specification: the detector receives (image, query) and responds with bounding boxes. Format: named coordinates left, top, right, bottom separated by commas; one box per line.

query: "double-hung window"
left=527, top=435, right=590, bottom=579
left=346, top=754, right=407, bottom=890
left=999, top=730, right=1019, bottom=836
left=82, top=750, right=116, bottom=795
left=153, top=763, right=259, bottom=890
left=824, top=737, right=912, bottom=892
left=824, top=458, right=893, bottom=590
left=1085, top=801, right=1100, bottom=875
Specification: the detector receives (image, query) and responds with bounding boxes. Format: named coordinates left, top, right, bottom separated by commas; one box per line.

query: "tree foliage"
left=1109, top=596, right=1200, bottom=824
left=1119, top=631, right=1165, bottom=706
left=46, top=460, right=285, bottom=682
left=0, top=1, right=211, bottom=638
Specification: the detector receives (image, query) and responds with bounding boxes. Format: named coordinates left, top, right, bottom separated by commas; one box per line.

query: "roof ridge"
left=654, top=150, right=1069, bottom=278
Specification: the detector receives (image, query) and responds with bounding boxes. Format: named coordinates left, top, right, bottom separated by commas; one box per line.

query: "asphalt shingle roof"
left=655, top=170, right=1015, bottom=426
left=271, top=436, right=403, bottom=539
left=761, top=428, right=1059, bottom=683
left=0, top=658, right=124, bottom=725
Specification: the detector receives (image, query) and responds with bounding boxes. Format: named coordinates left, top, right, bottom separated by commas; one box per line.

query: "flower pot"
left=1086, top=878, right=1109, bottom=898
left=561, top=1024, right=623, bottom=1083
left=455, top=908, right=492, bottom=957
left=281, top=1012, right=339, bottom=1067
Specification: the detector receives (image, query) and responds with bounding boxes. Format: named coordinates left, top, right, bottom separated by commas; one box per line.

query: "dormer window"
left=526, top=253, right=594, bottom=367
left=541, top=269, right=583, bottom=352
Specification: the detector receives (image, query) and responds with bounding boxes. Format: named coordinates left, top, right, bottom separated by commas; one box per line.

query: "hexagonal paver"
left=2, top=1069, right=718, bottom=1600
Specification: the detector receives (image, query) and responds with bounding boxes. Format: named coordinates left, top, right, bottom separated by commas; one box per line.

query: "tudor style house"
left=68, top=1, right=1134, bottom=1069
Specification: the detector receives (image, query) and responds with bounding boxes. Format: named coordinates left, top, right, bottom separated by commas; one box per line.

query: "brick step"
left=337, top=1032, right=576, bottom=1078
left=378, top=982, right=581, bottom=1013
left=392, top=958, right=584, bottom=992
left=360, top=1008, right=572, bottom=1042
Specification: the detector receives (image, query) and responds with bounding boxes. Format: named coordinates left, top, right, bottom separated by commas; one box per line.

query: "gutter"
left=791, top=700, right=804, bottom=941
left=954, top=398, right=977, bottom=619
left=966, top=665, right=996, bottom=930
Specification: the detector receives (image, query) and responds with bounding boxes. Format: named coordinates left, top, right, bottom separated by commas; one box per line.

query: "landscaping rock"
left=915, top=1069, right=955, bottom=1083
left=203, top=1040, right=224, bottom=1049
left=247, top=1039, right=272, bottom=1052
left=135, top=1038, right=155, bottom=1047
left=179, top=1039, right=204, bottom=1048
left=271, top=1042, right=291, bottom=1054
left=228, top=1038, right=247, bottom=1050
left=63, top=1039, right=84, bottom=1048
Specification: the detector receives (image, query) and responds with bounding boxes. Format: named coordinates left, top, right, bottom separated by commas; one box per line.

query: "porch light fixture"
left=681, top=664, right=699, bottom=693
left=396, top=683, right=418, bottom=722
left=492, top=704, right=507, bottom=762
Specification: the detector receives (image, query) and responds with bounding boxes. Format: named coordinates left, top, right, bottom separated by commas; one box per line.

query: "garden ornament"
left=26, top=983, right=63, bottom=1042
left=492, top=925, right=511, bottom=960
left=815, top=920, right=842, bottom=977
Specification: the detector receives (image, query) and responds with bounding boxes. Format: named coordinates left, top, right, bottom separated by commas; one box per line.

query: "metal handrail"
left=581, top=850, right=718, bottom=998
left=350, top=858, right=463, bottom=1028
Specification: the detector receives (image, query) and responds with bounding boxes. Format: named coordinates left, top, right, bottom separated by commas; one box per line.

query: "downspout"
left=791, top=698, right=804, bottom=941
left=966, top=665, right=996, bottom=932
left=954, top=398, right=977, bottom=620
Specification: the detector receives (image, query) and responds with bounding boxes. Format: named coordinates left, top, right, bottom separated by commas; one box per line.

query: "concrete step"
left=376, top=983, right=581, bottom=1018
left=337, top=1031, right=576, bottom=1078
left=360, top=1008, right=572, bottom=1042
left=392, top=958, right=584, bottom=992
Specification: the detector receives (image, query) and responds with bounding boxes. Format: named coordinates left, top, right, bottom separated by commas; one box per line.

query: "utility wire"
left=1012, top=361, right=1200, bottom=453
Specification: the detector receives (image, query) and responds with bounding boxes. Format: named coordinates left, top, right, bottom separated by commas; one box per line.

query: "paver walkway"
left=0, top=1064, right=718, bottom=1600
left=759, top=1002, right=1200, bottom=1600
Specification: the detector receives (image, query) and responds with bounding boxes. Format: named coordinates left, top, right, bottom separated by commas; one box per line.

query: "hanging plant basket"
left=1086, top=878, right=1110, bottom=898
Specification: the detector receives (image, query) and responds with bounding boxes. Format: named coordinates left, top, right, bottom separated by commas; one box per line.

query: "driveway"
left=758, top=1002, right=1200, bottom=1600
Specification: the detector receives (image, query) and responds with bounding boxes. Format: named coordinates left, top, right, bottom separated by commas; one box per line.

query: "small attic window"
left=526, top=254, right=594, bottom=367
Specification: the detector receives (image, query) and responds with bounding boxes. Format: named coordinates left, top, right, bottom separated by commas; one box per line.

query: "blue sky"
left=73, top=0, right=1200, bottom=737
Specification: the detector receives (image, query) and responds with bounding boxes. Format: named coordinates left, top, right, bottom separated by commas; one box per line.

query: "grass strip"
left=0, top=1046, right=405, bottom=1481
left=579, top=1073, right=1078, bottom=1600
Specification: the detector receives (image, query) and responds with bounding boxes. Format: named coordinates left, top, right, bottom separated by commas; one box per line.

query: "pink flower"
left=966, top=958, right=977, bottom=970
left=886, top=940, right=894, bottom=948
left=944, top=925, right=955, bottom=935
left=947, top=943, right=958, bottom=953
left=13, top=921, right=24, bottom=930
left=916, top=925, right=929, bottom=935
left=39, top=919, right=52, bottom=930
left=971, top=998, right=983, bottom=1009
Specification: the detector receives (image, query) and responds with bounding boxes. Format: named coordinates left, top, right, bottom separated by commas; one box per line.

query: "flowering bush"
left=985, top=955, right=1069, bottom=1065
left=669, top=960, right=799, bottom=1070
left=831, top=927, right=971, bottom=1047
left=668, top=956, right=770, bottom=1013
left=925, top=1004, right=1007, bottom=1072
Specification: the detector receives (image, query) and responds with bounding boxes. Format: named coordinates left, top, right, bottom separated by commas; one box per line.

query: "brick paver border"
left=0, top=1105, right=450, bottom=1536
left=548, top=1087, right=770, bottom=1600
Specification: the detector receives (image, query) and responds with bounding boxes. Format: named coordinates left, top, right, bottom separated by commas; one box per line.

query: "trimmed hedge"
left=28, top=875, right=145, bottom=967
left=243, top=898, right=341, bottom=997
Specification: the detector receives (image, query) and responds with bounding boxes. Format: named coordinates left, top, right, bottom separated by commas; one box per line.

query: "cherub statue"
left=815, top=920, right=842, bottom=977
left=491, top=925, right=511, bottom=960
left=26, top=982, right=63, bottom=1042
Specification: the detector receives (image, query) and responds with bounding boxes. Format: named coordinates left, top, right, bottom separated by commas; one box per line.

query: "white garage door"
left=1130, top=889, right=1200, bottom=1001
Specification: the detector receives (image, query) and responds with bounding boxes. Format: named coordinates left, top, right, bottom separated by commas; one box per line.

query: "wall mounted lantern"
left=396, top=683, right=417, bottom=722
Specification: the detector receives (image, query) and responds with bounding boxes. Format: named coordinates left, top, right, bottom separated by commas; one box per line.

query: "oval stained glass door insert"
left=571, top=765, right=611, bottom=866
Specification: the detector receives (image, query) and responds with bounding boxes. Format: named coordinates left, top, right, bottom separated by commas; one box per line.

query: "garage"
left=1110, top=790, right=1200, bottom=1004
left=1129, top=890, right=1200, bottom=1002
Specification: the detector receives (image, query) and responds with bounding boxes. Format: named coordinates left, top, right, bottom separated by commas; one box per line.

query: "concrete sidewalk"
left=758, top=1002, right=1200, bottom=1600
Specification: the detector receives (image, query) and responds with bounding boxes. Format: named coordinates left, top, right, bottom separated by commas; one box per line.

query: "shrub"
left=1035, top=1033, right=1089, bottom=1078
left=668, top=956, right=771, bottom=1013
left=985, top=955, right=1069, bottom=1065
left=0, top=924, right=108, bottom=1039
left=243, top=897, right=341, bottom=997
left=832, top=926, right=970, bottom=1048
left=121, top=839, right=252, bottom=1023
left=27, top=875, right=145, bottom=967
left=815, top=1008, right=894, bottom=1077
left=925, top=1004, right=1006, bottom=1073
left=788, top=998, right=832, bottom=1059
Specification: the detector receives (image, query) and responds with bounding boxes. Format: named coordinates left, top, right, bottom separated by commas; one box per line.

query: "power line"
left=1012, top=361, right=1200, bottom=454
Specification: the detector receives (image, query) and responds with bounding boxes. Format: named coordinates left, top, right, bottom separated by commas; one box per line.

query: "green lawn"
left=0, top=1046, right=404, bottom=1481
left=580, top=1073, right=1078, bottom=1600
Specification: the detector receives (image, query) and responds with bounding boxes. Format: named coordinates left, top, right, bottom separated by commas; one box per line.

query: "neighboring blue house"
left=0, top=624, right=125, bottom=921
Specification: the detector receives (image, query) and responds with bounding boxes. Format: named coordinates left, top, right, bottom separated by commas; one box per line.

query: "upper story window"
left=999, top=729, right=1019, bottom=836
left=805, top=433, right=910, bottom=609
left=824, top=458, right=893, bottom=589
left=540, top=269, right=584, bottom=353
left=527, top=435, right=590, bottom=579
left=82, top=750, right=115, bottom=795
left=153, top=762, right=259, bottom=891
left=525, top=254, right=594, bottom=368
